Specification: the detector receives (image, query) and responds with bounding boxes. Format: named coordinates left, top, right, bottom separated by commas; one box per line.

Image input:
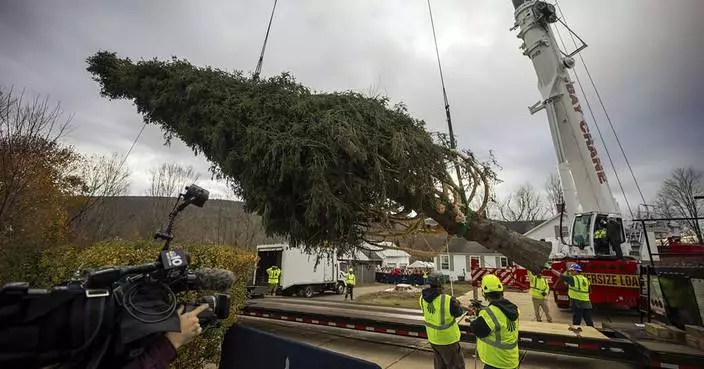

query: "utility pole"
left=694, top=195, right=703, bottom=243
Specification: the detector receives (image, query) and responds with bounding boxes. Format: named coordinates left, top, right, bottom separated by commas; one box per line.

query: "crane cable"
left=553, top=1, right=647, bottom=217
left=253, top=0, right=279, bottom=80
left=427, top=0, right=467, bottom=296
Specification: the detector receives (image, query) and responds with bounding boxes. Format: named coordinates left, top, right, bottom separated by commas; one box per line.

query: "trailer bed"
left=240, top=297, right=704, bottom=368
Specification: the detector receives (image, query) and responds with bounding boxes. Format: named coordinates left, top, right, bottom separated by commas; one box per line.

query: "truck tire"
left=335, top=282, right=345, bottom=295
left=302, top=285, right=314, bottom=298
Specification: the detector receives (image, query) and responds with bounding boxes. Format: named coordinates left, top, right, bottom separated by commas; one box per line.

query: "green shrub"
left=3, top=240, right=255, bottom=369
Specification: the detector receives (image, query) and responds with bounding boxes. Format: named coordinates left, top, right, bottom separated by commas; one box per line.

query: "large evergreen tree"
left=86, top=51, right=550, bottom=272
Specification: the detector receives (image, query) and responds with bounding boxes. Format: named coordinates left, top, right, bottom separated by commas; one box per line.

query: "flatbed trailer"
left=240, top=298, right=704, bottom=369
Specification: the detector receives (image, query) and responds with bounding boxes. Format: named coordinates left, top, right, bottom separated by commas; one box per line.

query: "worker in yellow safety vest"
left=344, top=267, right=356, bottom=301
left=560, top=264, right=593, bottom=327
left=420, top=272, right=468, bottom=369
left=266, top=265, right=281, bottom=296
left=423, top=270, right=429, bottom=285
left=594, top=220, right=609, bottom=256
left=528, top=263, right=552, bottom=323
left=467, top=274, right=520, bottom=369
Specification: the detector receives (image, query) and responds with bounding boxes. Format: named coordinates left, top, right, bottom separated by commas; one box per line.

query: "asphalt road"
left=239, top=316, right=634, bottom=369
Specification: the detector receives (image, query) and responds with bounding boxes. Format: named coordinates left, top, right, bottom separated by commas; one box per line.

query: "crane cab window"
left=572, top=213, right=593, bottom=247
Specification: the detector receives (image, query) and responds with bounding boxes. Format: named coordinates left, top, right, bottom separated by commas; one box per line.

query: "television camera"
left=0, top=185, right=236, bottom=369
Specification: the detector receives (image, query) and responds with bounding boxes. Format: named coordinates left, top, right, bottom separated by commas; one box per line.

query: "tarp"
left=408, top=261, right=433, bottom=268
left=219, top=324, right=382, bottom=369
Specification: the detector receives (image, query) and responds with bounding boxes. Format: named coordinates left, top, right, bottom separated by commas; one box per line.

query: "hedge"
left=1, top=240, right=256, bottom=369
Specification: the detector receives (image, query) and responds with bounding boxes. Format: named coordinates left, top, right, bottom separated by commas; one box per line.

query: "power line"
left=552, top=2, right=634, bottom=218
left=555, top=1, right=647, bottom=211
left=253, top=0, right=279, bottom=80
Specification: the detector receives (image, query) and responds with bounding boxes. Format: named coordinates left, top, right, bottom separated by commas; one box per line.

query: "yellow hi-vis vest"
left=267, top=268, right=281, bottom=284
left=346, top=273, right=356, bottom=286
left=568, top=274, right=590, bottom=302
left=528, top=272, right=549, bottom=300
left=419, top=294, right=461, bottom=345
left=477, top=305, right=520, bottom=369
left=594, top=229, right=606, bottom=239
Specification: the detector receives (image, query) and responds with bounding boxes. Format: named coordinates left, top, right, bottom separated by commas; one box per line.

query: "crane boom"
left=510, top=0, right=628, bottom=258
left=512, top=0, right=618, bottom=214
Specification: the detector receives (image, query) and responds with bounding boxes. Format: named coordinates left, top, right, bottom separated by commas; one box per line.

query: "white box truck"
left=247, top=243, right=346, bottom=298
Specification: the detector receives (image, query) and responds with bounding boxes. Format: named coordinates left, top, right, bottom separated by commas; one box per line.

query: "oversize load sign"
left=583, top=273, right=639, bottom=288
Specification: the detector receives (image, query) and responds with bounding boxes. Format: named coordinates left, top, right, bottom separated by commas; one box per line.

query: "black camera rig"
left=0, top=185, right=234, bottom=369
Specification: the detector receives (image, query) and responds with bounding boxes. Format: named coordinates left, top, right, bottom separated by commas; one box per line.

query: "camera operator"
left=122, top=304, right=210, bottom=369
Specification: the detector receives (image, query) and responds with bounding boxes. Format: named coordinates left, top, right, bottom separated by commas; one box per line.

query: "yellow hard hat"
left=481, top=274, right=504, bottom=293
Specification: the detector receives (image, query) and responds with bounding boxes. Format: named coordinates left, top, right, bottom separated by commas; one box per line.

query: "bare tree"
left=497, top=182, right=548, bottom=222
left=147, top=162, right=199, bottom=198
left=146, top=162, right=200, bottom=232
left=655, top=167, right=704, bottom=243
left=66, top=153, right=131, bottom=243
left=545, top=170, right=564, bottom=216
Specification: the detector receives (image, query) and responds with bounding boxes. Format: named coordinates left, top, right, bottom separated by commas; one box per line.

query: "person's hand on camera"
left=165, top=304, right=210, bottom=350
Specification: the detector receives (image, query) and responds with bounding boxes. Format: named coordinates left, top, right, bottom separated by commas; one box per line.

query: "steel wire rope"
left=426, top=0, right=464, bottom=297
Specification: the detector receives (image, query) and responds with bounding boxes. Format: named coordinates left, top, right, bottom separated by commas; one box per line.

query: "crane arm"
left=512, top=0, right=618, bottom=216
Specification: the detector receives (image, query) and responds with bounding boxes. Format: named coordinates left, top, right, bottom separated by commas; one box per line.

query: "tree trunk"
left=464, top=216, right=551, bottom=274
left=413, top=192, right=551, bottom=274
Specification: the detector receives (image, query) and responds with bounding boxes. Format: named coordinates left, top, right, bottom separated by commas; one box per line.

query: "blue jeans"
left=572, top=306, right=594, bottom=326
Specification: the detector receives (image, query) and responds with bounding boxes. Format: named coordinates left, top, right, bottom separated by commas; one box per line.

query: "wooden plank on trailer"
left=457, top=319, right=610, bottom=340
left=518, top=321, right=610, bottom=340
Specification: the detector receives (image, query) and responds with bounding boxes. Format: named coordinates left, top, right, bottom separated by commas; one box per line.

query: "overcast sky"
left=1, top=0, right=702, bottom=216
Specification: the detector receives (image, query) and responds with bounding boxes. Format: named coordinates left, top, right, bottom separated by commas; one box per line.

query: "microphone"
left=190, top=268, right=237, bottom=292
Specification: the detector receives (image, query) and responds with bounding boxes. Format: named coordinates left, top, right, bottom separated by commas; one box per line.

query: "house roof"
left=339, top=248, right=383, bottom=262
left=497, top=220, right=547, bottom=234
left=445, top=238, right=498, bottom=254
left=524, top=214, right=561, bottom=236
left=375, top=248, right=411, bottom=258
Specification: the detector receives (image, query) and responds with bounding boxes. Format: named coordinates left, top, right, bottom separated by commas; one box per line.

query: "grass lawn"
left=356, top=282, right=476, bottom=309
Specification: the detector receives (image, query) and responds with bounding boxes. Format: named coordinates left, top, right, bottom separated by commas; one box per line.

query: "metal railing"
left=633, top=216, right=704, bottom=328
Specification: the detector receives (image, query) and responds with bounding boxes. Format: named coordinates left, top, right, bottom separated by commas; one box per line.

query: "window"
left=440, top=255, right=450, bottom=270
left=388, top=263, right=397, bottom=267
left=469, top=256, right=481, bottom=269
left=499, top=256, right=509, bottom=268
left=571, top=213, right=593, bottom=247
left=554, top=225, right=569, bottom=239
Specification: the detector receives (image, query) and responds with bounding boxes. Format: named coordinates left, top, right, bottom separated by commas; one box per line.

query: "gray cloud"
left=1, top=0, right=702, bottom=214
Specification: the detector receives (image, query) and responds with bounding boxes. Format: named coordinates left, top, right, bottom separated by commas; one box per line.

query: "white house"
left=376, top=248, right=411, bottom=268
left=433, top=238, right=512, bottom=282
left=356, top=241, right=412, bottom=268
left=523, top=214, right=568, bottom=257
